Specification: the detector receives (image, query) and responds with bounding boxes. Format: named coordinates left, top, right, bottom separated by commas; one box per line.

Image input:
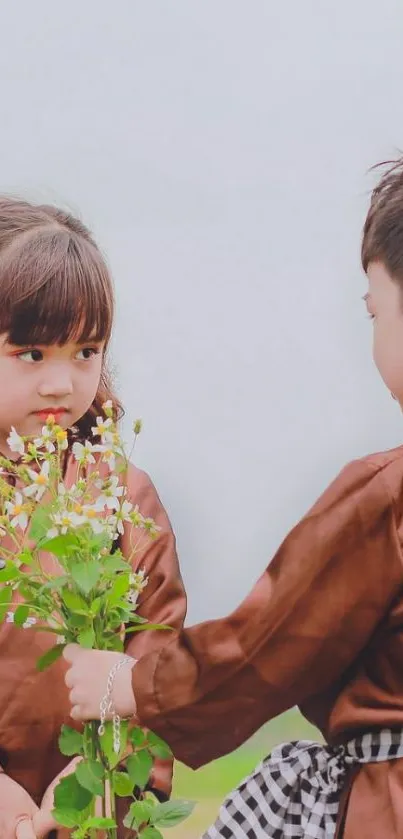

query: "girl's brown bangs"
left=0, top=228, right=114, bottom=346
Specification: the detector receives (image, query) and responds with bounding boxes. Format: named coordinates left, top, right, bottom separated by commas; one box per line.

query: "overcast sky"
left=1, top=2, right=403, bottom=620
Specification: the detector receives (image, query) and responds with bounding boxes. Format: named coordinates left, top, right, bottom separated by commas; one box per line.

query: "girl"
left=0, top=197, right=186, bottom=839
left=65, top=156, right=403, bottom=839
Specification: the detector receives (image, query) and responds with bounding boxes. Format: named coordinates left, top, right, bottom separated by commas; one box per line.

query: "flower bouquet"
left=0, top=406, right=193, bottom=838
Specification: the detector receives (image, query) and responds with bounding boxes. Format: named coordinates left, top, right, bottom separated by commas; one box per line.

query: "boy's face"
left=366, top=261, right=403, bottom=407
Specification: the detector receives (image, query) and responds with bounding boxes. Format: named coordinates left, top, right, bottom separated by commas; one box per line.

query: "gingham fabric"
left=202, top=729, right=403, bottom=839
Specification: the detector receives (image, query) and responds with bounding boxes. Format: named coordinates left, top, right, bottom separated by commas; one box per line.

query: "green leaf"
left=0, top=587, right=12, bottom=604
left=123, top=801, right=153, bottom=830
left=99, top=720, right=129, bottom=769
left=78, top=626, right=95, bottom=649
left=52, top=802, right=93, bottom=830
left=71, top=561, right=101, bottom=595
left=102, top=554, right=129, bottom=574
left=0, top=605, right=11, bottom=623
left=59, top=725, right=84, bottom=757
left=51, top=808, right=82, bottom=828
left=129, top=727, right=147, bottom=748
left=29, top=505, right=52, bottom=542
left=83, top=817, right=117, bottom=830
left=17, top=549, right=34, bottom=565
left=140, top=828, right=163, bottom=839
left=61, top=589, right=88, bottom=614
left=68, top=613, right=88, bottom=629
left=108, top=573, right=130, bottom=605
left=13, top=604, right=29, bottom=627
left=88, top=531, right=111, bottom=552
left=112, top=770, right=134, bottom=797
left=54, top=773, right=94, bottom=812
left=125, top=623, right=171, bottom=634
left=150, top=799, right=195, bottom=828
left=126, top=750, right=153, bottom=789
left=37, top=643, right=64, bottom=672
left=75, top=759, right=104, bottom=796
left=147, top=732, right=173, bottom=760
left=40, top=533, right=79, bottom=557
left=0, top=563, right=20, bottom=582
left=90, top=597, right=102, bottom=616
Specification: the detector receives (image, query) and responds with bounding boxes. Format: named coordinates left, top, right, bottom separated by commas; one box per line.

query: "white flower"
left=127, top=568, right=148, bottom=606
left=6, top=611, right=36, bottom=629
left=129, top=569, right=148, bottom=591
left=34, top=426, right=56, bottom=453
left=7, top=428, right=25, bottom=456
left=81, top=505, right=108, bottom=534
left=46, top=510, right=87, bottom=538
left=95, top=475, right=124, bottom=512
left=113, top=499, right=133, bottom=535
left=23, top=461, right=50, bottom=502
left=72, top=440, right=96, bottom=465
left=5, top=492, right=29, bottom=531
left=92, top=443, right=116, bottom=470
left=91, top=416, right=114, bottom=439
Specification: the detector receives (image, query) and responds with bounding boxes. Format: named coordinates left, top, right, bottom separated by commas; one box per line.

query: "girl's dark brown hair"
left=0, top=196, right=123, bottom=440
left=362, top=156, right=403, bottom=278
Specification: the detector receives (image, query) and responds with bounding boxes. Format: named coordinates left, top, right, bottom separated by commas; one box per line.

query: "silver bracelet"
left=98, top=655, right=137, bottom=754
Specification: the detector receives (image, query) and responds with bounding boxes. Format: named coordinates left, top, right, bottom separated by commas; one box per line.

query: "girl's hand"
left=0, top=773, right=38, bottom=839
left=32, top=757, right=81, bottom=838
left=63, top=645, right=137, bottom=722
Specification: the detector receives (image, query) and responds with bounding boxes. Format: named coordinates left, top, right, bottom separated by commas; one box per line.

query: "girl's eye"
left=75, top=347, right=100, bottom=361
left=17, top=349, right=43, bottom=363
left=367, top=314, right=375, bottom=321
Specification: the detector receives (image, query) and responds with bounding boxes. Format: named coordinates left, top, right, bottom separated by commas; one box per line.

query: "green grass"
left=167, top=708, right=320, bottom=838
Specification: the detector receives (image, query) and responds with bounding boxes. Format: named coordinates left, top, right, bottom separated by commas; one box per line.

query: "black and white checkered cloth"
left=202, top=729, right=403, bottom=838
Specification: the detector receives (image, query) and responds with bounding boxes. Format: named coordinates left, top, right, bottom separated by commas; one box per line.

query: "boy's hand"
left=32, top=757, right=81, bottom=838
left=63, top=645, right=137, bottom=721
left=0, top=773, right=38, bottom=839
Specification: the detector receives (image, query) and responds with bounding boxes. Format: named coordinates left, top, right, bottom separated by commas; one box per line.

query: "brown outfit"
left=0, top=457, right=186, bottom=837
left=133, top=446, right=403, bottom=838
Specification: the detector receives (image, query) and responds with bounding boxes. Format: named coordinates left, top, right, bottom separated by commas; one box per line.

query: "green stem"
left=107, top=771, right=117, bottom=839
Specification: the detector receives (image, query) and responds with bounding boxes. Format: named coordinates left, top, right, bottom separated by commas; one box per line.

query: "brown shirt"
left=0, top=457, right=186, bottom=837
left=133, top=445, right=403, bottom=838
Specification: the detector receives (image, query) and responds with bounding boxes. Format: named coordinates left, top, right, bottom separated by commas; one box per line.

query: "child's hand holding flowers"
left=63, top=645, right=137, bottom=721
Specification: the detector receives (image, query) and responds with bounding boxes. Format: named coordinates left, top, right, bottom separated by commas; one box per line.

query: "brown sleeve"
left=121, top=464, right=187, bottom=657
left=120, top=464, right=186, bottom=795
left=132, top=458, right=403, bottom=768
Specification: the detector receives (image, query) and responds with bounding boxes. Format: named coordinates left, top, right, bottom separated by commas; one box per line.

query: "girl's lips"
left=34, top=409, right=67, bottom=418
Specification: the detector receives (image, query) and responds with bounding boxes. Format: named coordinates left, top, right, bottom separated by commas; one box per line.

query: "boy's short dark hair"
left=362, top=158, right=403, bottom=277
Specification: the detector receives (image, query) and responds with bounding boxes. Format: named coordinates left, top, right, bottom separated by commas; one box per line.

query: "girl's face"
left=0, top=335, right=104, bottom=455
left=366, top=261, right=403, bottom=407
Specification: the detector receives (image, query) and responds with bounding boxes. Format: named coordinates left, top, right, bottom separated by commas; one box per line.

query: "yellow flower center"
left=13, top=505, right=23, bottom=515
left=35, top=474, right=48, bottom=485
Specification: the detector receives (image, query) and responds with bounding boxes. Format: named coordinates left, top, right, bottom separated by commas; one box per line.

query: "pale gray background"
left=1, top=2, right=402, bottom=622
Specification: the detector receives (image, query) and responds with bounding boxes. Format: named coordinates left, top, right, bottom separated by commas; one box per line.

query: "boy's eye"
left=17, top=349, right=43, bottom=363
left=75, top=347, right=100, bottom=361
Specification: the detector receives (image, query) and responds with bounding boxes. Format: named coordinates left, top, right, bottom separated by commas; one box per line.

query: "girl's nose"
left=37, top=365, right=74, bottom=398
